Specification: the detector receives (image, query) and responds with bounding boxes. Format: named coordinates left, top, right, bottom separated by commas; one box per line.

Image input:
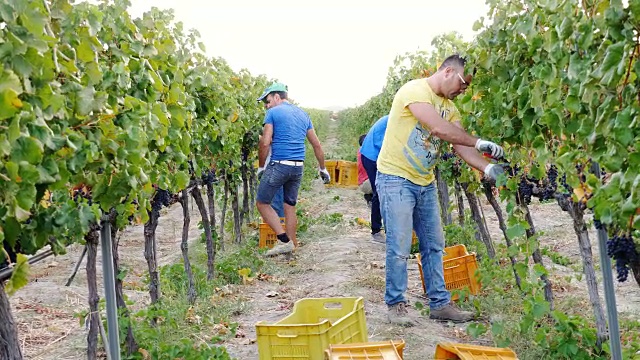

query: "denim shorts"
left=257, top=161, right=304, bottom=206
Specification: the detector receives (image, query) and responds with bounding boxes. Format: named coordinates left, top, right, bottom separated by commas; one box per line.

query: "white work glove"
left=475, top=139, right=504, bottom=159
left=319, top=168, right=331, bottom=184
left=483, top=163, right=505, bottom=181
left=257, top=167, right=265, bottom=180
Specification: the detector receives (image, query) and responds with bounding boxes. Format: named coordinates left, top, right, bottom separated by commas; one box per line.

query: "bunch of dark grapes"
left=517, top=177, right=533, bottom=205
left=560, top=174, right=572, bottom=194
left=441, top=152, right=456, bottom=161
left=201, top=169, right=218, bottom=185
left=503, top=164, right=519, bottom=177
left=547, top=165, right=558, bottom=189
left=540, top=165, right=558, bottom=201
left=72, top=186, right=93, bottom=205
left=151, top=189, right=172, bottom=213
left=606, top=233, right=639, bottom=282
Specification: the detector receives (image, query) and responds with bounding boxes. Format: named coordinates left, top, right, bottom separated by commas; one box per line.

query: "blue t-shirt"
left=264, top=102, right=313, bottom=161
left=360, top=115, right=389, bottom=161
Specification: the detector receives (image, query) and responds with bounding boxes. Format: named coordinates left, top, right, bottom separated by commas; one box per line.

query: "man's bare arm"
left=306, top=128, right=325, bottom=169
left=259, top=124, right=273, bottom=168
left=450, top=121, right=490, bottom=172
left=408, top=103, right=478, bottom=146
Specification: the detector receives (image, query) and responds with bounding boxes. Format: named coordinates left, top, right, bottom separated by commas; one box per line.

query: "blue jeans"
left=272, top=187, right=285, bottom=217
left=376, top=172, right=450, bottom=310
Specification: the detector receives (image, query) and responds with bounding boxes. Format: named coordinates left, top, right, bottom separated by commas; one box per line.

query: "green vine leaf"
left=5, top=254, right=30, bottom=295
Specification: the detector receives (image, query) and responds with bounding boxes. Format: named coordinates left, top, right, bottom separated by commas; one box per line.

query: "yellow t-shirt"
left=377, top=78, right=461, bottom=186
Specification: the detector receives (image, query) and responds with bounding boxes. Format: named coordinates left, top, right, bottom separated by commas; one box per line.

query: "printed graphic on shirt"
left=404, top=125, right=441, bottom=173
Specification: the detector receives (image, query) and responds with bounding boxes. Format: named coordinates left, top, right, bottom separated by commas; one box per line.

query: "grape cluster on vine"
left=517, top=177, right=534, bottom=205
left=72, top=185, right=93, bottom=205
left=151, top=189, right=173, bottom=213
left=559, top=174, right=572, bottom=194
left=606, top=233, right=639, bottom=282
left=201, top=169, right=218, bottom=186
left=440, top=152, right=456, bottom=161
left=540, top=165, right=558, bottom=201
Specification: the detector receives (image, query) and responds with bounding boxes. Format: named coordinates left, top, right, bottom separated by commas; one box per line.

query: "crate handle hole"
left=323, top=302, right=344, bottom=309
left=276, top=333, right=299, bottom=338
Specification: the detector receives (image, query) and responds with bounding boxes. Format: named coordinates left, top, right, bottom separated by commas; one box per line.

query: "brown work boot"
left=387, top=302, right=414, bottom=327
left=429, top=302, right=475, bottom=323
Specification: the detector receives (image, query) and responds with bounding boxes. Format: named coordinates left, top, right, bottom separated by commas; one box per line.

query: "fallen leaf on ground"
left=213, top=323, right=229, bottom=335
left=185, top=307, right=201, bottom=324
left=216, top=285, right=234, bottom=296
left=138, top=348, right=151, bottom=360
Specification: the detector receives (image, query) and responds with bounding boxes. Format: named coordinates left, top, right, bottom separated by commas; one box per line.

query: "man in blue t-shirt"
left=256, top=82, right=330, bottom=256
left=360, top=115, right=389, bottom=243
left=260, top=99, right=285, bottom=218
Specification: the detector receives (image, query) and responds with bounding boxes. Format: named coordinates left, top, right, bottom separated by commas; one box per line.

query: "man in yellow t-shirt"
left=377, top=54, right=505, bottom=326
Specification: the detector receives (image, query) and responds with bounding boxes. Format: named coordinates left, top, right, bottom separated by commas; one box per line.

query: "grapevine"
left=338, top=0, right=640, bottom=356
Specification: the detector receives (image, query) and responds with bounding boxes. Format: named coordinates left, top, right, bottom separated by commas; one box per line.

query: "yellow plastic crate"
left=259, top=218, right=285, bottom=249
left=443, top=244, right=468, bottom=260
left=444, top=254, right=480, bottom=297
left=337, top=161, right=359, bottom=188
left=325, top=160, right=341, bottom=187
left=256, top=297, right=368, bottom=360
left=416, top=245, right=480, bottom=299
left=434, top=342, right=517, bottom=359
left=325, top=340, right=405, bottom=359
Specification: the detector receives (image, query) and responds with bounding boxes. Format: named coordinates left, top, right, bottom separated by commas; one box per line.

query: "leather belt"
left=274, top=160, right=304, bottom=166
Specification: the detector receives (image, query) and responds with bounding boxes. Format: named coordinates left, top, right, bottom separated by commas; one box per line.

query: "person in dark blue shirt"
left=256, top=82, right=330, bottom=256
left=360, top=115, right=389, bottom=243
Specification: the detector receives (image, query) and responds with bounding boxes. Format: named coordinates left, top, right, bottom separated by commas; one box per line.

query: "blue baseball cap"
left=257, top=82, right=288, bottom=102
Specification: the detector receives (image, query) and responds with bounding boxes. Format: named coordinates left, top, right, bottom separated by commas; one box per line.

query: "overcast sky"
left=126, top=0, right=489, bottom=109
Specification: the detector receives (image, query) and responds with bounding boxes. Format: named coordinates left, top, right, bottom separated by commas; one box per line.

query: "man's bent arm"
left=451, top=121, right=490, bottom=172
left=408, top=103, right=478, bottom=147
left=259, top=124, right=273, bottom=168
left=306, top=129, right=326, bottom=169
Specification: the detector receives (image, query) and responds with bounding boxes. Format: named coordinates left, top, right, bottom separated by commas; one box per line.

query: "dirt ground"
left=220, top=182, right=640, bottom=360
left=11, top=203, right=204, bottom=360
left=11, top=120, right=640, bottom=359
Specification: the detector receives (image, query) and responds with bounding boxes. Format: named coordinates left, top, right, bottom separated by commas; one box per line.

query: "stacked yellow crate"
left=324, top=160, right=359, bottom=188
left=434, top=343, right=517, bottom=359
left=256, top=297, right=368, bottom=359
left=416, top=244, right=480, bottom=300
left=255, top=296, right=518, bottom=359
